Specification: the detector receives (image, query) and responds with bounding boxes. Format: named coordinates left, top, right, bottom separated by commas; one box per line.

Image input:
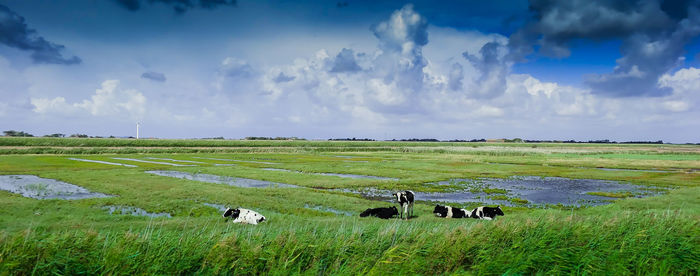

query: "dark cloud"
left=141, top=71, right=166, bottom=82
left=114, top=0, right=141, bottom=11
left=507, top=0, right=700, bottom=97
left=273, top=72, right=295, bottom=83
left=330, top=48, right=362, bottom=73
left=464, top=42, right=509, bottom=98
left=113, top=0, right=236, bottom=13
left=0, top=4, right=81, bottom=65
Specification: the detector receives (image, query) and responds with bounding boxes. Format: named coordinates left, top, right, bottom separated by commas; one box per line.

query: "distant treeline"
left=525, top=139, right=664, bottom=144
left=0, top=130, right=678, bottom=144
left=245, top=137, right=306, bottom=141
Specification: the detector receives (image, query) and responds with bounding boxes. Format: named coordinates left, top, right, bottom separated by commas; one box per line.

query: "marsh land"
left=0, top=138, right=698, bottom=274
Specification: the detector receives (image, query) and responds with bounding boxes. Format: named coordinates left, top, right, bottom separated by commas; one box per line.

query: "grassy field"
left=0, top=138, right=698, bottom=275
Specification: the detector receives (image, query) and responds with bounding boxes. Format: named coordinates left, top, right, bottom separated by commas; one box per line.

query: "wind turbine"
left=136, top=122, right=140, bottom=139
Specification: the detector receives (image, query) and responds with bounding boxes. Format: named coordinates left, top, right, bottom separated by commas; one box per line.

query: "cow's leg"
left=403, top=204, right=409, bottom=220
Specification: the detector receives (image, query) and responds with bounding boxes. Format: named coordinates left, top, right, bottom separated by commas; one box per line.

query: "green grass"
left=483, top=188, right=508, bottom=194
left=509, top=197, right=530, bottom=205
left=0, top=140, right=699, bottom=274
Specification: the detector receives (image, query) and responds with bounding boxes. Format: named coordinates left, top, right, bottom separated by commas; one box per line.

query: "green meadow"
left=0, top=138, right=698, bottom=275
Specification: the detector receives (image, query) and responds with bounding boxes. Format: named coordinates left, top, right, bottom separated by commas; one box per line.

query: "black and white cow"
left=432, top=204, right=472, bottom=218
left=359, top=206, right=398, bottom=219
left=469, top=206, right=504, bottom=220
left=393, top=190, right=415, bottom=220
left=222, top=208, right=266, bottom=225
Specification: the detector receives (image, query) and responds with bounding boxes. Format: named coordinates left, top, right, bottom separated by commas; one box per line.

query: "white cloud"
left=30, top=80, right=147, bottom=119
left=662, top=101, right=690, bottom=112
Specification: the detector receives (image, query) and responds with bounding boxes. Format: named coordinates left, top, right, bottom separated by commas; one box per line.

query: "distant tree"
left=69, top=134, right=88, bottom=138
left=399, top=138, right=439, bottom=142
left=43, top=133, right=65, bottom=138
left=246, top=136, right=306, bottom=140
left=329, top=138, right=375, bottom=141
left=3, top=130, right=33, bottom=137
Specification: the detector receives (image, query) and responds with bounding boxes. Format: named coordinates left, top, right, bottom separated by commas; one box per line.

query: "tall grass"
left=1, top=211, right=698, bottom=275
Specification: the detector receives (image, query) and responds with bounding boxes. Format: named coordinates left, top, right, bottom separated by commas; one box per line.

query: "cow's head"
left=393, top=192, right=401, bottom=202
left=389, top=206, right=398, bottom=216
left=222, top=208, right=240, bottom=219
left=433, top=204, right=447, bottom=217
left=494, top=206, right=504, bottom=216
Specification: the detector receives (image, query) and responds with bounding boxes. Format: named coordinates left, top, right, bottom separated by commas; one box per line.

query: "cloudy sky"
left=1, top=0, right=699, bottom=142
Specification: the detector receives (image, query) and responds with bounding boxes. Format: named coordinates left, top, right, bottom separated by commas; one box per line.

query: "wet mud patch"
left=68, top=158, right=138, bottom=167
left=0, top=175, right=111, bottom=200
left=145, top=170, right=300, bottom=188
left=261, top=168, right=397, bottom=180
left=303, top=204, right=353, bottom=216
left=103, top=205, right=171, bottom=218
left=112, top=158, right=197, bottom=167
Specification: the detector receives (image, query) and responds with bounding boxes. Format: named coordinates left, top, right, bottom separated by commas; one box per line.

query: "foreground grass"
left=2, top=209, right=698, bottom=275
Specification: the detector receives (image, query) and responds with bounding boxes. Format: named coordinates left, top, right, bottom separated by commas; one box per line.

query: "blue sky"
left=1, top=0, right=699, bottom=142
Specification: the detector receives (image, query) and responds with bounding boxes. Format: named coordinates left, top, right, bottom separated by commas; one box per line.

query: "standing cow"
left=393, top=190, right=415, bottom=220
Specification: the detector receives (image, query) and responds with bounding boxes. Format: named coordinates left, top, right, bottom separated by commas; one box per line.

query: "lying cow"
left=360, top=206, right=398, bottom=219
left=393, top=190, right=415, bottom=220
left=469, top=206, right=504, bottom=220
left=432, top=204, right=472, bottom=218
left=222, top=208, right=266, bottom=225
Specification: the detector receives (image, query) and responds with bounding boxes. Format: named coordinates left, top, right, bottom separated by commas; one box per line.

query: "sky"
left=0, top=0, right=699, bottom=142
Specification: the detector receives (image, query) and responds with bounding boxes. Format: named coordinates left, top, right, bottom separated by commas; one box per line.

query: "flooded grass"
left=112, top=158, right=197, bottom=167
left=145, top=170, right=299, bottom=188
left=192, top=157, right=278, bottom=164
left=103, top=205, right=172, bottom=218
left=144, top=157, right=206, bottom=164
left=0, top=175, right=111, bottom=200
left=202, top=202, right=228, bottom=212
left=303, top=204, right=353, bottom=216
left=261, top=168, right=397, bottom=180
left=594, top=167, right=672, bottom=173
left=67, top=158, right=138, bottom=167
